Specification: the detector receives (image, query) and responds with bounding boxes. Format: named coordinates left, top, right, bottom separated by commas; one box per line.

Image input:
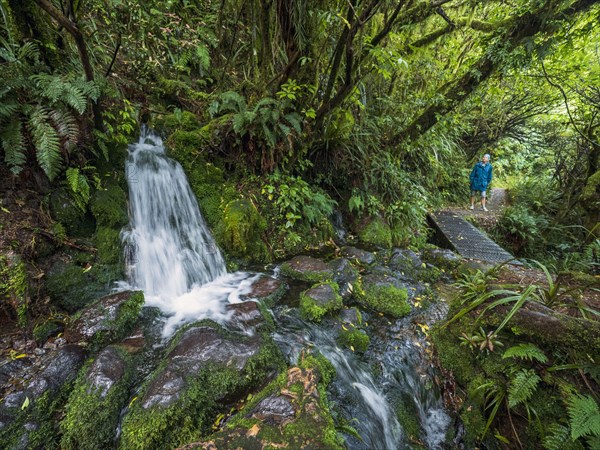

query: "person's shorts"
left=471, top=190, right=486, bottom=198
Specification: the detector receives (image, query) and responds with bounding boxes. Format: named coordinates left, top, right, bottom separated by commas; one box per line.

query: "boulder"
left=299, top=282, right=343, bottom=322
left=340, top=246, right=376, bottom=265
left=328, top=258, right=359, bottom=299
left=280, top=256, right=333, bottom=283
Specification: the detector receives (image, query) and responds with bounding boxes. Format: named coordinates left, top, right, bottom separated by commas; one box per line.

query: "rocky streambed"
left=0, top=245, right=464, bottom=449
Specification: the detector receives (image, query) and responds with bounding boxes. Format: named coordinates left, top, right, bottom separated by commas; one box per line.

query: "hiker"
left=469, top=153, right=493, bottom=211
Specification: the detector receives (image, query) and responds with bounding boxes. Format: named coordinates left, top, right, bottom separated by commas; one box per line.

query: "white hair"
left=483, top=154, right=491, bottom=160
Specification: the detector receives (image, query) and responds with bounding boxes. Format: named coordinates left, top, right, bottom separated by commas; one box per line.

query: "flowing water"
left=122, top=129, right=450, bottom=448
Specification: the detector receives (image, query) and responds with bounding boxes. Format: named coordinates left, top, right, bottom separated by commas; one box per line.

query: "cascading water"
left=122, top=129, right=255, bottom=336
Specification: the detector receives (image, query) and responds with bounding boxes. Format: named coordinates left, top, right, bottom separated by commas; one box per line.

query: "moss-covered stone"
left=118, top=325, right=285, bottom=449
left=357, top=216, right=392, bottom=248
left=94, top=226, right=122, bottom=265
left=155, top=110, right=201, bottom=132
left=90, top=182, right=128, bottom=228
left=215, top=198, right=269, bottom=262
left=337, top=328, right=370, bottom=353
left=60, top=346, right=134, bottom=450
left=0, top=253, right=29, bottom=327
left=358, top=283, right=410, bottom=318
left=44, top=262, right=123, bottom=313
left=299, top=282, right=343, bottom=322
left=280, top=255, right=333, bottom=283
left=49, top=188, right=96, bottom=237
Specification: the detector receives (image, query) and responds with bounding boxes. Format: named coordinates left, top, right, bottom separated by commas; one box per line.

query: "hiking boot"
left=469, top=205, right=474, bottom=210
left=482, top=206, right=488, bottom=211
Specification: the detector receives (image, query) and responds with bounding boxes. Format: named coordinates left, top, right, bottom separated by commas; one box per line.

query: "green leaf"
left=503, top=343, right=548, bottom=363
left=508, top=369, right=540, bottom=408
left=567, top=394, right=600, bottom=440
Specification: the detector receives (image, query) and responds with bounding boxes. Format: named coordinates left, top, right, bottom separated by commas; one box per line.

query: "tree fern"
left=503, top=343, right=548, bottom=363
left=508, top=369, right=541, bottom=408
left=29, top=107, right=62, bottom=181
left=566, top=394, right=600, bottom=440
left=543, top=424, right=584, bottom=450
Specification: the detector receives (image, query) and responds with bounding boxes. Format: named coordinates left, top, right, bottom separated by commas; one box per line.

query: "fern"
left=65, top=167, right=90, bottom=211
left=543, top=424, right=583, bottom=450
left=503, top=343, right=548, bottom=363
left=29, top=107, right=62, bottom=181
left=508, top=369, right=540, bottom=408
left=1, top=119, right=26, bottom=173
left=566, top=394, right=600, bottom=440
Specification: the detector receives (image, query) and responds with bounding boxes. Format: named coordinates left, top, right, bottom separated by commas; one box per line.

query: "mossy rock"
left=280, top=255, right=333, bottom=283
left=337, top=328, right=370, bottom=353
left=49, top=188, right=95, bottom=237
left=44, top=262, right=124, bottom=313
left=60, top=346, right=134, bottom=450
left=94, top=226, right=122, bottom=265
left=421, top=248, right=462, bottom=271
left=299, top=282, right=343, bottom=322
left=215, top=198, right=269, bottom=262
left=241, top=275, right=287, bottom=307
left=119, top=324, right=285, bottom=449
left=64, top=291, right=144, bottom=350
left=358, top=283, right=410, bottom=318
left=357, top=216, right=392, bottom=248
left=155, top=110, right=200, bottom=132
left=196, top=351, right=343, bottom=450
left=90, top=182, right=128, bottom=228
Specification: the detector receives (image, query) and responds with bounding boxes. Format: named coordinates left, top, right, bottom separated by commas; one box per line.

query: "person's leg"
left=470, top=191, right=476, bottom=209
left=481, top=191, right=487, bottom=210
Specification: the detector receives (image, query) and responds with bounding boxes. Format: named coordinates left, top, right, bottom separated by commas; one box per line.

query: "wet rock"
left=422, top=248, right=462, bottom=271
left=340, top=246, right=376, bottom=265
left=339, top=307, right=362, bottom=326
left=64, top=290, right=144, bottom=348
left=249, top=395, right=295, bottom=425
left=142, top=326, right=262, bottom=409
left=86, top=346, right=127, bottom=398
left=389, top=249, right=423, bottom=275
left=27, top=344, right=86, bottom=397
left=280, top=256, right=333, bottom=283
left=299, top=282, right=343, bottom=322
left=226, top=301, right=268, bottom=334
left=328, top=258, right=359, bottom=299
left=241, top=275, right=287, bottom=306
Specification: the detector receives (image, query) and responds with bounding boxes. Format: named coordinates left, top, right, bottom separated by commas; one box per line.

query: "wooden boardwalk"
left=429, top=210, right=520, bottom=265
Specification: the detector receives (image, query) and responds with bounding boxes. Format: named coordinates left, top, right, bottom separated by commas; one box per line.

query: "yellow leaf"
left=21, top=396, right=30, bottom=410
left=247, top=424, right=260, bottom=437
left=128, top=396, right=138, bottom=408
left=350, top=345, right=355, bottom=352
left=341, top=324, right=348, bottom=331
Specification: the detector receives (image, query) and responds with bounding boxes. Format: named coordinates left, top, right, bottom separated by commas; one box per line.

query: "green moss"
left=459, top=400, right=487, bottom=447
left=357, top=216, right=392, bottom=248
left=60, top=347, right=134, bottom=450
left=337, top=328, right=370, bottom=353
left=49, top=188, right=96, bottom=237
left=90, top=182, right=128, bottom=228
left=279, top=259, right=333, bottom=283
left=581, top=170, right=600, bottom=206
left=156, top=110, right=200, bottom=132
left=299, top=282, right=343, bottom=322
left=0, top=255, right=29, bottom=327
left=215, top=199, right=269, bottom=262
left=396, top=399, right=424, bottom=445
left=45, top=262, right=124, bottom=313
left=89, top=291, right=144, bottom=350
left=119, top=336, right=284, bottom=449
left=94, top=226, right=122, bottom=265
left=33, top=320, right=61, bottom=344
left=359, top=284, right=410, bottom=318
left=298, top=352, right=336, bottom=385
left=431, top=325, right=479, bottom=386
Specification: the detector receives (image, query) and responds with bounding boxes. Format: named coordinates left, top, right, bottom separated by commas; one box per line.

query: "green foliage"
left=566, top=394, right=600, bottom=441
left=359, top=284, right=410, bottom=318
left=543, top=424, right=584, bottom=450
left=356, top=216, right=392, bottom=248
left=90, top=181, right=128, bottom=228
left=507, top=369, right=540, bottom=408
left=503, top=343, right=548, bottom=363
left=0, top=41, right=99, bottom=180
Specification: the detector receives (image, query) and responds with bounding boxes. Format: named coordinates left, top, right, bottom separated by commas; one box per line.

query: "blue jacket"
left=470, top=162, right=492, bottom=191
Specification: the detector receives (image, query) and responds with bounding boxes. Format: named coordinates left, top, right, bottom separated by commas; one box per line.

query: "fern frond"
left=284, top=112, right=303, bottom=133
left=254, top=97, right=277, bottom=110
left=65, top=167, right=90, bottom=211
left=0, top=100, right=19, bottom=118
left=503, top=343, right=548, bottom=363
left=508, top=369, right=540, bottom=408
left=62, top=83, right=87, bottom=114
left=71, top=78, right=100, bottom=101
left=543, top=424, right=583, bottom=450
left=218, top=91, right=246, bottom=114
left=18, top=41, right=40, bottom=61
left=29, top=107, right=62, bottom=180
left=1, top=119, right=26, bottom=173
left=567, top=394, right=600, bottom=440
left=50, top=108, right=80, bottom=151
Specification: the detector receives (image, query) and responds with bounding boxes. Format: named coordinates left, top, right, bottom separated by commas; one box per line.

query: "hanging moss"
left=215, top=198, right=269, bottom=262
left=94, top=226, right=122, bottom=265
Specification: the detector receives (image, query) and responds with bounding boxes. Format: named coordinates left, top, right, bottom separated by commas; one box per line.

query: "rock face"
left=328, top=258, right=359, bottom=299
left=299, top=282, right=343, bottom=322
left=226, top=301, right=269, bottom=334
left=341, top=246, right=376, bottom=265
left=64, top=290, right=144, bottom=348
left=85, top=346, right=127, bottom=398
left=422, top=248, right=461, bottom=270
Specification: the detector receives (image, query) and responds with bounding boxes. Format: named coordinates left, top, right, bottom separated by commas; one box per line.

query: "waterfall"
left=122, top=129, right=254, bottom=336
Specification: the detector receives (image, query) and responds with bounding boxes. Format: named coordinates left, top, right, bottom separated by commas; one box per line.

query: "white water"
left=122, top=129, right=255, bottom=336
